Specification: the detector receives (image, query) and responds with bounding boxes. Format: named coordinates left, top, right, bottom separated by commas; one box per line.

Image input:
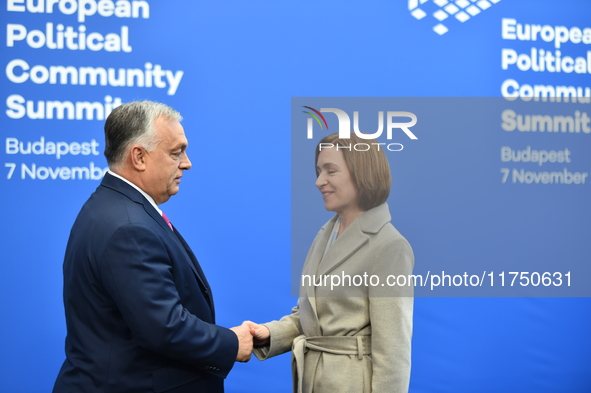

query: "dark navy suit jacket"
left=53, top=173, right=238, bottom=393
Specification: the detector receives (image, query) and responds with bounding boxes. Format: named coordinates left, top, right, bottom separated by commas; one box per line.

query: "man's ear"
left=130, top=145, right=146, bottom=171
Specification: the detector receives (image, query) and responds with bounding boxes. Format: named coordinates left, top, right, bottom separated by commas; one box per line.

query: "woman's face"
left=315, top=148, right=360, bottom=217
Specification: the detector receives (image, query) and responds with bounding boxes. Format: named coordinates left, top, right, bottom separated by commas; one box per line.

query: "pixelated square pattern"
left=408, top=0, right=500, bottom=35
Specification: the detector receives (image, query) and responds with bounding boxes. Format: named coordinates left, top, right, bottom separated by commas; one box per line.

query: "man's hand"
left=244, top=321, right=270, bottom=347
left=230, top=322, right=254, bottom=362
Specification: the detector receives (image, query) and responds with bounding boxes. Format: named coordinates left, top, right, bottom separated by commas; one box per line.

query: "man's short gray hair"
left=104, top=101, right=182, bottom=171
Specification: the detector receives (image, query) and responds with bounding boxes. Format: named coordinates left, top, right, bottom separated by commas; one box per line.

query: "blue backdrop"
left=1, top=1, right=590, bottom=392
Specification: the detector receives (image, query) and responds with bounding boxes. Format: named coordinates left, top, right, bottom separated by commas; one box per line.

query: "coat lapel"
left=316, top=203, right=392, bottom=277
left=317, top=218, right=369, bottom=277
left=298, top=203, right=392, bottom=337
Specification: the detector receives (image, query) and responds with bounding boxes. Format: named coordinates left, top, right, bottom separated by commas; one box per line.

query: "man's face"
left=141, top=116, right=191, bottom=205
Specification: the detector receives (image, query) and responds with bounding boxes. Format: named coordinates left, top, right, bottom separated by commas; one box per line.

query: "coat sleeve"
left=368, top=236, right=414, bottom=393
left=253, top=305, right=303, bottom=360
left=100, top=223, right=238, bottom=378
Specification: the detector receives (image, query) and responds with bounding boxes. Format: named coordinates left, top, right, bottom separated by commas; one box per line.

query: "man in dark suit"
left=53, top=101, right=253, bottom=393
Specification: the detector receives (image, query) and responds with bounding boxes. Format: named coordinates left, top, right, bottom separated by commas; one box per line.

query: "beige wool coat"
left=255, top=203, right=414, bottom=393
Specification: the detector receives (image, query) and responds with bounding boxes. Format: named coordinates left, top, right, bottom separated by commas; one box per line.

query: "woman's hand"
left=244, top=321, right=271, bottom=347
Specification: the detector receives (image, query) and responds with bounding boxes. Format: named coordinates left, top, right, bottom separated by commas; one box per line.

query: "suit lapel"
left=99, top=174, right=216, bottom=319
left=132, top=192, right=212, bottom=299
left=142, top=207, right=211, bottom=299
left=172, top=228, right=211, bottom=290
left=138, top=205, right=217, bottom=321
left=172, top=227, right=216, bottom=320
left=144, top=205, right=210, bottom=295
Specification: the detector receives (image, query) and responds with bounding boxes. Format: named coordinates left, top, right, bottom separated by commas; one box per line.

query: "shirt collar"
left=107, top=170, right=162, bottom=215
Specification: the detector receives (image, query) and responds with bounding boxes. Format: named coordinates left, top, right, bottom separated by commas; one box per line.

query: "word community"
left=6, top=60, right=184, bottom=95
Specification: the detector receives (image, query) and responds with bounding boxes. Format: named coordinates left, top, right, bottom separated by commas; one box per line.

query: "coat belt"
left=292, top=335, right=371, bottom=393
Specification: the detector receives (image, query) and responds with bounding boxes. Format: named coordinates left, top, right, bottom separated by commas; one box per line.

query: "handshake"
left=230, top=321, right=270, bottom=362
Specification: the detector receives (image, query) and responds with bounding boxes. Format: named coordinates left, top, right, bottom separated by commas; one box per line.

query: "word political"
left=7, top=23, right=131, bottom=52
left=7, top=0, right=149, bottom=23
left=502, top=48, right=591, bottom=74
left=7, top=60, right=183, bottom=95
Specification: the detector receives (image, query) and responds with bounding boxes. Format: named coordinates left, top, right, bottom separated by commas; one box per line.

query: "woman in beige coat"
left=250, top=133, right=414, bottom=393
